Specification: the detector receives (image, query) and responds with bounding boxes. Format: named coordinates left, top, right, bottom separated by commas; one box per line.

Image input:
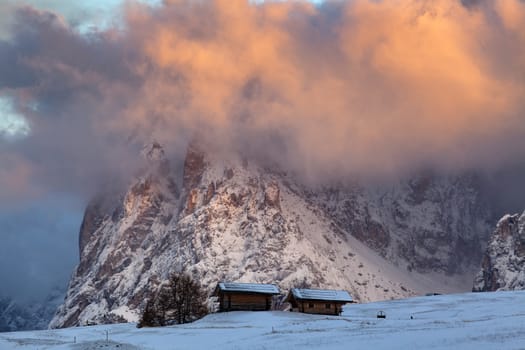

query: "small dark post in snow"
left=105, top=330, right=109, bottom=342
left=73, top=336, right=76, bottom=343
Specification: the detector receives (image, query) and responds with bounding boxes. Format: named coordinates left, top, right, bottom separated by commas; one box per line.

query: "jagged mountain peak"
left=138, top=139, right=173, bottom=182
left=141, top=140, right=166, bottom=162
left=473, top=210, right=525, bottom=292
left=182, top=140, right=208, bottom=192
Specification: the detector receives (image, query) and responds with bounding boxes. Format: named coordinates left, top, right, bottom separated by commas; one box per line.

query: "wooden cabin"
left=213, top=282, right=281, bottom=312
left=285, top=288, right=353, bottom=316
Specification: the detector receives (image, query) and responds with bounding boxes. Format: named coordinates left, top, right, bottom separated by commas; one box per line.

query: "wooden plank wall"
left=219, top=293, right=272, bottom=311
left=299, top=301, right=343, bottom=315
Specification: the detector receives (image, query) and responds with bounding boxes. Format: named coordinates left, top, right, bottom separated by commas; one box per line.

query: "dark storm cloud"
left=0, top=6, right=145, bottom=204
left=0, top=41, right=37, bottom=89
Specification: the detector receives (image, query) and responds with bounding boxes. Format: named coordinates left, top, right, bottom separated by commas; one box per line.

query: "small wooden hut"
left=213, top=282, right=280, bottom=312
left=285, top=288, right=353, bottom=316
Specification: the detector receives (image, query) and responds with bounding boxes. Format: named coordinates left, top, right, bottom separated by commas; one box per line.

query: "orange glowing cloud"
left=101, top=0, right=523, bottom=180
left=2, top=0, right=525, bottom=187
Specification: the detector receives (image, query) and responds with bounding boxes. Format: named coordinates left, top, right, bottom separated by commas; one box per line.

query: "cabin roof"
left=289, top=288, right=353, bottom=302
left=215, top=282, right=280, bottom=295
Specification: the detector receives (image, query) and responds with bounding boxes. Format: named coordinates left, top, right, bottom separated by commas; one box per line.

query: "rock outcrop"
left=473, top=211, right=525, bottom=292
left=310, top=172, right=491, bottom=274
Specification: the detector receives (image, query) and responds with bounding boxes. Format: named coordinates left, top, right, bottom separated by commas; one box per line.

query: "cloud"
left=119, top=0, right=525, bottom=180
left=0, top=6, right=143, bottom=203
left=1, top=0, right=525, bottom=196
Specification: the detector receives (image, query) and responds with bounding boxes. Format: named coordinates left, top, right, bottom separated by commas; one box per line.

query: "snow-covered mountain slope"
left=473, top=211, right=525, bottom=292
left=0, top=288, right=65, bottom=332
left=5, top=291, right=525, bottom=350
left=309, top=172, right=491, bottom=274
left=50, top=141, right=492, bottom=328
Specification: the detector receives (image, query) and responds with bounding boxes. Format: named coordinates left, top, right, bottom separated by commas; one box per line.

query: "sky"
left=0, top=0, right=525, bottom=302
left=0, top=0, right=162, bottom=302
left=0, top=0, right=163, bottom=38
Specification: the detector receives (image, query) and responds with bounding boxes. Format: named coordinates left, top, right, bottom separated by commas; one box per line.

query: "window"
left=308, top=303, right=314, bottom=308
left=325, top=303, right=331, bottom=309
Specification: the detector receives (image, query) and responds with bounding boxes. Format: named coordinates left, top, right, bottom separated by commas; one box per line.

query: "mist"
left=0, top=196, right=82, bottom=302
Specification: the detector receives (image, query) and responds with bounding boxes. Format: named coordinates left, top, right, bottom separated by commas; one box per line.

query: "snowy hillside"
left=3, top=291, right=525, bottom=349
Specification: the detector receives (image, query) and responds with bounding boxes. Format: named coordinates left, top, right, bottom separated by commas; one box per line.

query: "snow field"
left=1, top=290, right=525, bottom=350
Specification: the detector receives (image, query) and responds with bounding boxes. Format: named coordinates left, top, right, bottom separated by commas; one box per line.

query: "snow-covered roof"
left=290, top=288, right=353, bottom=302
left=216, top=282, right=280, bottom=295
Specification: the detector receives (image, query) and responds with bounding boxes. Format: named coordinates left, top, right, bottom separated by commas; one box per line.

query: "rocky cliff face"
left=310, top=172, right=491, bottom=274
left=50, top=142, right=493, bottom=328
left=473, top=211, right=525, bottom=292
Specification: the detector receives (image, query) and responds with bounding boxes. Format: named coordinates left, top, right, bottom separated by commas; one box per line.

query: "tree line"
left=138, top=272, right=208, bottom=328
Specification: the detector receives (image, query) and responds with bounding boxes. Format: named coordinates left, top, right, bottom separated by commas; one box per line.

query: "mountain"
left=0, top=287, right=64, bottom=332
left=306, top=172, right=490, bottom=274
left=473, top=211, right=525, bottom=292
left=50, top=141, right=492, bottom=328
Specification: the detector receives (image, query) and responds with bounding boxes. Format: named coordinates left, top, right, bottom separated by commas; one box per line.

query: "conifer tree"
left=137, top=298, right=156, bottom=328
left=138, top=272, right=208, bottom=327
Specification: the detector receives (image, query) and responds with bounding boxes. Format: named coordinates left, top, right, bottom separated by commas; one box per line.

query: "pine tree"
left=137, top=298, right=158, bottom=328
